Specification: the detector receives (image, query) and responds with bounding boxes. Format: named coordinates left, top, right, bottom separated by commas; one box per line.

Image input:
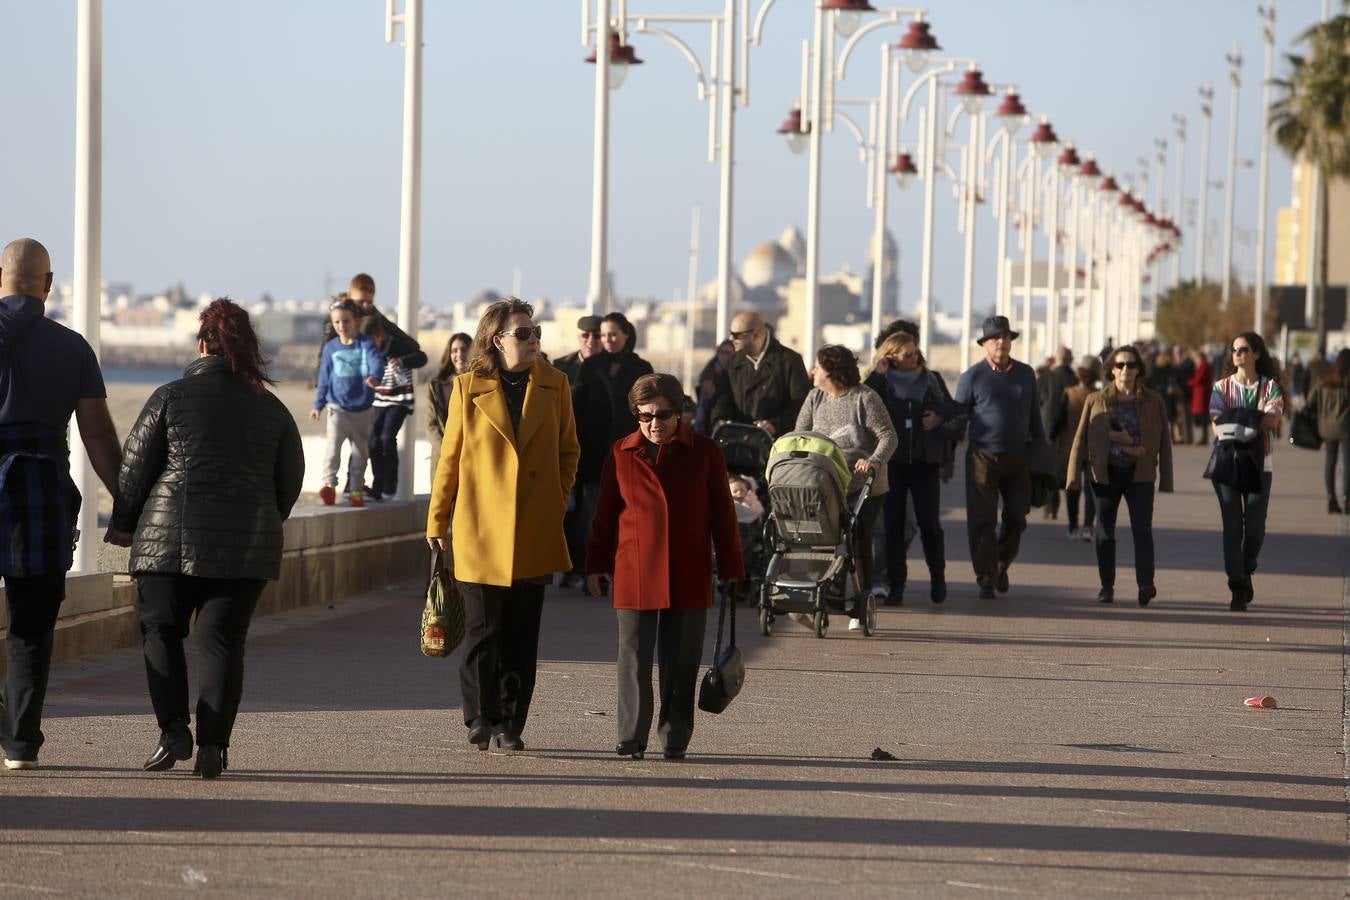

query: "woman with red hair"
left=110, top=299, right=305, bottom=778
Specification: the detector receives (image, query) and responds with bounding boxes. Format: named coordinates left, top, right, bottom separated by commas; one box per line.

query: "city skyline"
left=3, top=2, right=1327, bottom=314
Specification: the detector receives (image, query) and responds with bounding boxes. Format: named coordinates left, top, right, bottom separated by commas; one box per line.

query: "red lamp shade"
left=889, top=151, right=918, bottom=176
left=777, top=108, right=807, bottom=135
left=995, top=90, right=1027, bottom=119
left=953, top=68, right=992, bottom=100
left=1029, top=120, right=1058, bottom=147
left=585, top=33, right=644, bottom=67
left=821, top=0, right=876, bottom=10
left=1099, top=175, right=1119, bottom=193
left=1079, top=158, right=1102, bottom=178
left=1056, top=146, right=1082, bottom=169
left=897, top=18, right=941, bottom=51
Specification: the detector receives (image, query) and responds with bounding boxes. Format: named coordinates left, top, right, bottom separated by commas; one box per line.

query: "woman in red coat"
left=587, top=373, right=744, bottom=761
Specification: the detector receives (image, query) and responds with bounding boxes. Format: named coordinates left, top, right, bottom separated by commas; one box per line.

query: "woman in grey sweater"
left=795, top=345, right=897, bottom=630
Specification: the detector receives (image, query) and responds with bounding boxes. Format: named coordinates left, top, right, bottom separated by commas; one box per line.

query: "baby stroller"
left=712, top=422, right=775, bottom=602
left=758, top=431, right=878, bottom=638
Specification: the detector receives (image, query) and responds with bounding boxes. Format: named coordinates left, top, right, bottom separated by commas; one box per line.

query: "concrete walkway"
left=1, top=444, right=1346, bottom=897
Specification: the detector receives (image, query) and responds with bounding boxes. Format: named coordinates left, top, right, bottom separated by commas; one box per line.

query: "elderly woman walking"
left=111, top=299, right=305, bottom=778
left=796, top=345, right=897, bottom=628
left=1066, top=345, right=1173, bottom=607
left=587, top=374, right=743, bottom=761
left=427, top=298, right=579, bottom=751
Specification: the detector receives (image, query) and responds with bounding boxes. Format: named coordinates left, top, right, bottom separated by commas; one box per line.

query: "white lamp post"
left=990, top=89, right=1028, bottom=321
left=1194, top=82, right=1214, bottom=283
left=1021, top=116, right=1058, bottom=358
left=1253, top=4, right=1276, bottom=330
left=385, top=0, right=423, bottom=501
left=1220, top=47, right=1243, bottom=308
left=71, top=0, right=102, bottom=572
left=1094, top=174, right=1119, bottom=351
left=950, top=67, right=992, bottom=367
left=1170, top=112, right=1186, bottom=289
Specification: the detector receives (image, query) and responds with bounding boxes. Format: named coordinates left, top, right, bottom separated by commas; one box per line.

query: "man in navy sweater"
left=954, top=316, right=1047, bottom=599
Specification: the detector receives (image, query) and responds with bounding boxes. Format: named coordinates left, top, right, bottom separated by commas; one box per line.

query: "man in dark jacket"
left=1036, top=347, right=1077, bottom=520
left=0, top=238, right=124, bottom=770
left=711, top=311, right=811, bottom=439
left=552, top=315, right=603, bottom=386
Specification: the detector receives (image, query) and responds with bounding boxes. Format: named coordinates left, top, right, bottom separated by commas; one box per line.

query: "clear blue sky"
left=1, top=1, right=1328, bottom=314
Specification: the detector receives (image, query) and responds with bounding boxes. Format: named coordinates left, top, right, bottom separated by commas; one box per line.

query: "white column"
left=394, top=0, right=423, bottom=501
left=1195, top=84, right=1213, bottom=283
left=1046, top=162, right=1061, bottom=357
left=587, top=0, right=612, bottom=314
left=917, top=78, right=938, bottom=359
left=1084, top=192, right=1100, bottom=354
left=994, top=133, right=1014, bottom=319
left=71, top=0, right=102, bottom=573
left=1064, top=177, right=1079, bottom=354
left=1254, top=10, right=1275, bottom=330
left=802, top=6, right=826, bottom=361
left=1220, top=53, right=1241, bottom=308
left=958, top=112, right=980, bottom=370
left=869, top=45, right=892, bottom=345
left=1171, top=115, right=1186, bottom=289
left=1020, top=153, right=1038, bottom=353
left=685, top=203, right=700, bottom=389
left=714, top=0, right=736, bottom=345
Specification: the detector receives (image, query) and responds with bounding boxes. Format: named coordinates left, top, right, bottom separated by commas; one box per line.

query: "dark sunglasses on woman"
left=499, top=326, right=542, bottom=341
left=636, top=409, right=678, bottom=423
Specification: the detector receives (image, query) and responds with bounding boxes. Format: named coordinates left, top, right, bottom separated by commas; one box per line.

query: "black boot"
left=1329, top=496, right=1343, bottom=514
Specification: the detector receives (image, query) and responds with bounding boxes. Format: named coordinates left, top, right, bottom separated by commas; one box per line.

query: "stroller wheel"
left=813, top=610, right=828, bottom=639
left=861, top=593, right=878, bottom=637
left=758, top=605, right=773, bottom=636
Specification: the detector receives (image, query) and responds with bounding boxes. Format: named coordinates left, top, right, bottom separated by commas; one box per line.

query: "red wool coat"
left=587, top=424, right=745, bottom=611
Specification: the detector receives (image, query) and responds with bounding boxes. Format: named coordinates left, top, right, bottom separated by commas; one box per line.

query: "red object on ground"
left=1244, top=696, right=1277, bottom=708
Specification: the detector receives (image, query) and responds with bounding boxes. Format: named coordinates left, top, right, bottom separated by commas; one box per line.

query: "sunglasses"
left=636, top=409, right=678, bottom=423
left=729, top=329, right=756, bottom=340
left=499, top=326, right=542, bottom=342
left=1112, top=361, right=1140, bottom=370
left=1231, top=346, right=1252, bottom=355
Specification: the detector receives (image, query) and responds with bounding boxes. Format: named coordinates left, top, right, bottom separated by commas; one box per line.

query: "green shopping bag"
left=421, top=545, right=465, bottom=657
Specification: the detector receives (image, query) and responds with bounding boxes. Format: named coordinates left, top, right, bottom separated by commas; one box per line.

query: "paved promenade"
left=1, top=444, right=1346, bottom=897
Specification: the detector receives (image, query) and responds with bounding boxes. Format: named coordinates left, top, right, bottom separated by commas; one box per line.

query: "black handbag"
left=697, top=583, right=744, bottom=714
left=1289, top=407, right=1322, bottom=450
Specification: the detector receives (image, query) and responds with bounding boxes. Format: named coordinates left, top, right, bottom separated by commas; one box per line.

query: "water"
left=102, top=367, right=188, bottom=384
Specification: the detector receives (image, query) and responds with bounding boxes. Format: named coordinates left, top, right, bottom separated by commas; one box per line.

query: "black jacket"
left=1038, top=364, right=1077, bottom=432
left=710, top=335, right=811, bottom=438
left=572, top=349, right=654, bottom=482
left=111, top=356, right=305, bottom=580
left=863, top=368, right=964, bottom=466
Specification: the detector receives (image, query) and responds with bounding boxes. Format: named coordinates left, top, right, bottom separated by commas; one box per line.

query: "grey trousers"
left=322, top=405, right=374, bottom=489
left=615, top=607, right=708, bottom=752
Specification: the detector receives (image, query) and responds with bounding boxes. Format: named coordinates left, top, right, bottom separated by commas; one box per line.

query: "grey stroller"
left=757, top=431, right=878, bottom=638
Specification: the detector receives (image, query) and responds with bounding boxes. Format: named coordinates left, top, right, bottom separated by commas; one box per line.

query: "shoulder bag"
left=698, top=582, right=744, bottom=714
left=1289, top=407, right=1322, bottom=450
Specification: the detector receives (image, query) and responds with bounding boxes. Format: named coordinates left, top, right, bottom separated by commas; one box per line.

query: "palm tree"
left=1270, top=7, right=1350, bottom=352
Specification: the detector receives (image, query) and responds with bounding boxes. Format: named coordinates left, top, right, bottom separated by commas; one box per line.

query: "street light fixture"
left=822, top=0, right=877, bottom=38
left=995, top=88, right=1027, bottom=136
left=889, top=150, right=918, bottom=189
left=897, top=15, right=940, bottom=73
left=586, top=31, right=644, bottom=90
left=1019, top=116, right=1057, bottom=349
left=952, top=65, right=992, bottom=115
left=778, top=106, right=810, bottom=155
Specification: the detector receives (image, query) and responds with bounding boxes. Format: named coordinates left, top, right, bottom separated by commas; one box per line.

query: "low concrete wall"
left=0, top=499, right=431, bottom=675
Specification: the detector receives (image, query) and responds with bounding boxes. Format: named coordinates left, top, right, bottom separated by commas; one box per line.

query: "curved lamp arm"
left=898, top=58, right=976, bottom=123
left=634, top=21, right=711, bottom=99
left=834, top=9, right=922, bottom=81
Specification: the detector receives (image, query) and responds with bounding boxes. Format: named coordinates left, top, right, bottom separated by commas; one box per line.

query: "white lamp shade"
left=904, top=50, right=929, bottom=73
left=834, top=10, right=863, bottom=37
left=608, top=63, right=629, bottom=91
left=786, top=131, right=809, bottom=155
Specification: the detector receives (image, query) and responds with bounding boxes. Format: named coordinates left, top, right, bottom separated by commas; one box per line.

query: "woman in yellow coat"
left=427, top=298, right=579, bottom=752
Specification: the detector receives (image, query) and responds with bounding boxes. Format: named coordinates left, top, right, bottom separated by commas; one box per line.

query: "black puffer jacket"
left=110, top=356, right=305, bottom=580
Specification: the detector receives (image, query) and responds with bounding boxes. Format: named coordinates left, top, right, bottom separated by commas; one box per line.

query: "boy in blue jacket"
left=311, top=300, right=384, bottom=505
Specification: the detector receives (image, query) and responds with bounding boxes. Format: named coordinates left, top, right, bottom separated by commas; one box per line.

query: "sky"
left=0, top=1, right=1331, bottom=316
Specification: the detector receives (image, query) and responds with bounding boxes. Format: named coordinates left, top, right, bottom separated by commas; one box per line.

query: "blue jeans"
left=1213, top=471, right=1273, bottom=588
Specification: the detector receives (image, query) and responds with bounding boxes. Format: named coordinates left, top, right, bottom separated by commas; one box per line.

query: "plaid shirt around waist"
left=0, top=423, right=80, bottom=577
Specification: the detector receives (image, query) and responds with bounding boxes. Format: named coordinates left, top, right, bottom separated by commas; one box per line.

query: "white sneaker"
left=1067, top=528, right=1079, bottom=541
left=1081, top=529, right=1094, bottom=542
left=848, top=618, right=862, bottom=631
left=3, top=756, right=37, bottom=770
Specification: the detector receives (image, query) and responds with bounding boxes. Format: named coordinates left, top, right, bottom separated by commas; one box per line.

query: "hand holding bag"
left=698, top=582, right=745, bottom=714
left=420, top=545, right=465, bottom=657
left=1289, top=407, right=1322, bottom=450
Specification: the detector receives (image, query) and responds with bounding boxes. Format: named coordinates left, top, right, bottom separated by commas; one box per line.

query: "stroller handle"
left=846, top=466, right=877, bottom=526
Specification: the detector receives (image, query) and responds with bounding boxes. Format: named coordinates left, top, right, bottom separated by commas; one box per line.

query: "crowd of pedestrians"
left=0, top=232, right=1341, bottom=773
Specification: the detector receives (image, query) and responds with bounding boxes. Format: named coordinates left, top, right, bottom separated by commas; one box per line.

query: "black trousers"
left=457, top=580, right=545, bottom=736
left=1091, top=469, right=1156, bottom=590
left=1213, top=472, right=1273, bottom=589
left=368, top=405, right=410, bottom=497
left=0, top=571, right=66, bottom=762
left=1066, top=464, right=1097, bottom=532
left=851, top=495, right=884, bottom=603
left=615, top=607, right=707, bottom=752
left=1324, top=440, right=1349, bottom=500
left=884, top=462, right=945, bottom=590
left=136, top=574, right=265, bottom=748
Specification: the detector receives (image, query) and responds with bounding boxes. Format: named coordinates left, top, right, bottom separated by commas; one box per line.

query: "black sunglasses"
left=729, top=329, right=756, bottom=340
left=499, top=326, right=542, bottom=342
left=636, top=409, right=678, bottom=423
left=1231, top=345, right=1252, bottom=355
left=1112, top=361, right=1140, bottom=370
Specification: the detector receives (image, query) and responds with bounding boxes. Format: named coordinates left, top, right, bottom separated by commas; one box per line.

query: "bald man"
left=0, top=237, right=123, bottom=770
left=710, top=311, right=811, bottom=441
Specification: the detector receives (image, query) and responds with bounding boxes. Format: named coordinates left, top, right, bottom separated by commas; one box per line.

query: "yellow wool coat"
left=426, top=360, right=580, bottom=586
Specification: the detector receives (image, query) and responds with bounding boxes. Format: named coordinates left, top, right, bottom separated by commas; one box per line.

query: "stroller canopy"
left=766, top=432, right=850, bottom=493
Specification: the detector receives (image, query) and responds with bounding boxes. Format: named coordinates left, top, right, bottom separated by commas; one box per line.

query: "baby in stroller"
left=728, top=474, right=766, bottom=605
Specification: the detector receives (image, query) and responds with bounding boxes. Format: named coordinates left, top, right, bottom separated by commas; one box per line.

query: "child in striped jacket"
left=363, top=316, right=416, bottom=500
